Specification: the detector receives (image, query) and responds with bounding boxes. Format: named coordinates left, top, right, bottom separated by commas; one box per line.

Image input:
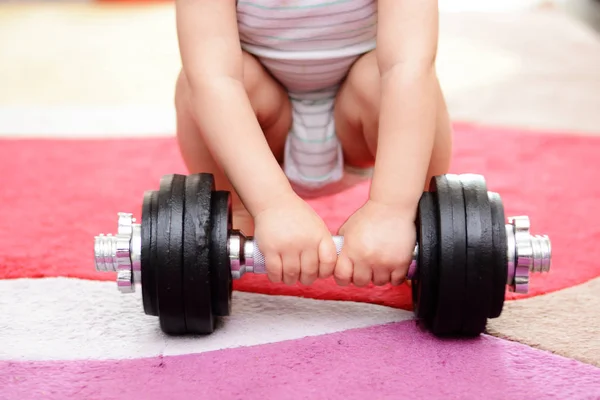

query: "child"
left=174, top=0, right=452, bottom=289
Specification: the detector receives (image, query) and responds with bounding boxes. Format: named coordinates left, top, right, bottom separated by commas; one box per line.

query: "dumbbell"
left=93, top=172, right=551, bottom=337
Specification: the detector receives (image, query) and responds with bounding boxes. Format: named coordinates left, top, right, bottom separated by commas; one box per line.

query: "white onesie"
left=236, top=0, right=377, bottom=197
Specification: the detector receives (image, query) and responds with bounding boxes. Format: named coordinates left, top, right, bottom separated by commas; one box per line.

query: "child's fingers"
left=265, top=253, right=283, bottom=284
left=390, top=269, right=406, bottom=286
left=282, top=252, right=301, bottom=285
left=372, top=268, right=391, bottom=286
left=333, top=253, right=353, bottom=286
left=352, top=263, right=372, bottom=287
left=318, top=237, right=337, bottom=279
left=299, top=249, right=318, bottom=286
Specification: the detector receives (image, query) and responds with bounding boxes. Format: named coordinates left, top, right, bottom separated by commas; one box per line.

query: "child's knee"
left=241, top=51, right=264, bottom=98
left=174, top=69, right=191, bottom=114
left=347, top=51, right=380, bottom=111
left=427, top=126, right=453, bottom=183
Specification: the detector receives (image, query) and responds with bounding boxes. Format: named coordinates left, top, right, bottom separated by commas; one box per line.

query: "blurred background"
left=0, top=0, right=598, bottom=138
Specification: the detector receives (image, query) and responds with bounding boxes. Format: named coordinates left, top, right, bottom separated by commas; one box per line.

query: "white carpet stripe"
left=0, top=106, right=176, bottom=138
left=0, top=277, right=412, bottom=361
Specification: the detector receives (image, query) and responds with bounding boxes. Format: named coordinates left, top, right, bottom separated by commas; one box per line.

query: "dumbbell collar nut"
left=506, top=216, right=551, bottom=293
left=94, top=212, right=141, bottom=293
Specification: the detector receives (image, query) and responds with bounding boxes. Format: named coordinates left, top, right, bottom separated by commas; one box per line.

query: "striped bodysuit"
left=236, top=0, right=377, bottom=196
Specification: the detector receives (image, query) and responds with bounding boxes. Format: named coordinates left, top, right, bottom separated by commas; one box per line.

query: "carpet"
left=1, top=122, right=600, bottom=399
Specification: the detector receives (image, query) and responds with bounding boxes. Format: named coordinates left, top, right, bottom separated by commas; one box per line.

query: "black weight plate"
left=157, top=174, right=187, bottom=334
left=488, top=192, right=508, bottom=318
left=459, top=174, right=494, bottom=336
left=141, top=190, right=158, bottom=316
left=412, top=192, right=439, bottom=328
left=210, top=190, right=233, bottom=317
left=150, top=191, right=159, bottom=313
left=183, top=174, right=215, bottom=334
left=430, top=174, right=467, bottom=335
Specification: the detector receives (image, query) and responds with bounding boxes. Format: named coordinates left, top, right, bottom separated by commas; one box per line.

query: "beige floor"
left=488, top=277, right=600, bottom=367
left=0, top=2, right=599, bottom=366
left=0, top=3, right=599, bottom=136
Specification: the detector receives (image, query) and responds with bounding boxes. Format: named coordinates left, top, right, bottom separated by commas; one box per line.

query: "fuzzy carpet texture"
left=1, top=124, right=600, bottom=399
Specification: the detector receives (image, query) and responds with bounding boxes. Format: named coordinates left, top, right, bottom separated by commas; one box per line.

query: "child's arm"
left=370, top=0, right=439, bottom=214
left=176, top=0, right=294, bottom=216
left=176, top=0, right=337, bottom=285
left=334, top=0, right=441, bottom=287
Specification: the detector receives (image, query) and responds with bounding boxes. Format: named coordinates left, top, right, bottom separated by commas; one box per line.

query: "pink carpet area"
left=1, top=122, right=600, bottom=399
left=3, top=321, right=600, bottom=400
left=0, top=122, right=597, bottom=305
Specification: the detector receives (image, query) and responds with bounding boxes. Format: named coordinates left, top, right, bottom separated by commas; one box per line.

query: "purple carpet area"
left=3, top=320, right=599, bottom=400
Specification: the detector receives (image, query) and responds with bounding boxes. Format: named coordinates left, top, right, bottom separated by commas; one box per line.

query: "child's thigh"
left=334, top=50, right=380, bottom=169
left=240, top=51, right=292, bottom=162
left=175, top=50, right=292, bottom=162
left=334, top=49, right=452, bottom=180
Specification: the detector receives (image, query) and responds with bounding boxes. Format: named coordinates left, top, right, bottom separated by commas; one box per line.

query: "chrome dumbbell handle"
left=228, top=233, right=419, bottom=280
left=94, top=213, right=551, bottom=295
left=227, top=216, right=552, bottom=293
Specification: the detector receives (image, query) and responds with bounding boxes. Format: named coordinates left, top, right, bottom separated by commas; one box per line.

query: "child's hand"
left=334, top=200, right=416, bottom=287
left=253, top=193, right=338, bottom=286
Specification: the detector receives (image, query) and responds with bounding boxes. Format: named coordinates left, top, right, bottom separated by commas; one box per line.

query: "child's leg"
left=334, top=50, right=452, bottom=188
left=175, top=51, right=292, bottom=235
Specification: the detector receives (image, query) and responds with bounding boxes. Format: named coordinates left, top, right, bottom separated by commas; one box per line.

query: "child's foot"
left=233, top=206, right=255, bottom=236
